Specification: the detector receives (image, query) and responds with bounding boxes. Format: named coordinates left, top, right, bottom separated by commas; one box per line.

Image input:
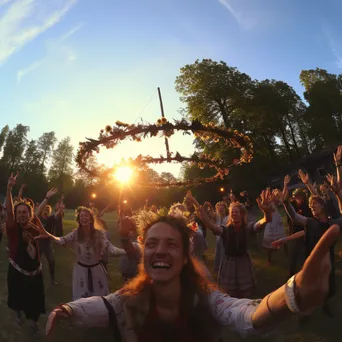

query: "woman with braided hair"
left=39, top=206, right=127, bottom=300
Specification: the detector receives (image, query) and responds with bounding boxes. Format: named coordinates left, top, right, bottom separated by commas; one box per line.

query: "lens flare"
left=114, top=166, right=133, bottom=184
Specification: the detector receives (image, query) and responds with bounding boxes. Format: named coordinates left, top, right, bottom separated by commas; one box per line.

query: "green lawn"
left=0, top=210, right=341, bottom=341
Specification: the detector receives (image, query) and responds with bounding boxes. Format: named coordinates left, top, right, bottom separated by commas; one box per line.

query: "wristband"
left=284, top=275, right=312, bottom=315
left=284, top=275, right=302, bottom=314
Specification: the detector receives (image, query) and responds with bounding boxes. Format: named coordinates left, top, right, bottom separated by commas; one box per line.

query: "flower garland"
left=76, top=118, right=253, bottom=187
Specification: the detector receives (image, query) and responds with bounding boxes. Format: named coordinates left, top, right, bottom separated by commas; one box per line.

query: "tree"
left=0, top=125, right=9, bottom=153
left=1, top=124, right=29, bottom=170
left=300, top=68, right=342, bottom=149
left=38, top=131, right=57, bottom=173
left=160, top=172, right=178, bottom=184
left=22, top=140, right=43, bottom=175
left=49, top=137, right=74, bottom=192
left=175, top=59, right=252, bottom=128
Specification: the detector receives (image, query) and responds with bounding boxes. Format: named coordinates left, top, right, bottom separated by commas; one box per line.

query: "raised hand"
left=334, top=145, right=342, bottom=166
left=186, top=191, right=200, bottom=208
left=298, top=169, right=309, bottom=185
left=326, top=174, right=340, bottom=194
left=284, top=175, right=291, bottom=187
left=7, top=172, right=18, bottom=189
left=118, top=212, right=136, bottom=237
left=46, top=187, right=59, bottom=199
left=295, top=224, right=340, bottom=313
left=46, top=305, right=72, bottom=336
left=282, top=176, right=291, bottom=202
left=256, top=188, right=272, bottom=212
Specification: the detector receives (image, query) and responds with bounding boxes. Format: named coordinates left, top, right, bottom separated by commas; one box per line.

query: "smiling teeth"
left=152, top=261, right=171, bottom=268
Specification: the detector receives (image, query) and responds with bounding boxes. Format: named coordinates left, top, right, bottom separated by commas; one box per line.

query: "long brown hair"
left=227, top=202, right=248, bottom=227
left=74, top=207, right=104, bottom=254
left=123, top=215, right=220, bottom=340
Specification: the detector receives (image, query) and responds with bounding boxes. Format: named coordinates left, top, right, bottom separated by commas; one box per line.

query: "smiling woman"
left=46, top=212, right=340, bottom=342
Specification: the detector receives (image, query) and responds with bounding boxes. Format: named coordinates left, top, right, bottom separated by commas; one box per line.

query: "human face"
left=79, top=210, right=92, bottom=227
left=216, top=204, right=226, bottom=217
left=230, top=206, right=242, bottom=224
left=151, top=205, right=158, bottom=213
left=42, top=206, right=51, bottom=219
left=310, top=199, right=324, bottom=217
left=294, top=195, right=304, bottom=206
left=144, top=222, right=187, bottom=284
left=16, top=205, right=31, bottom=225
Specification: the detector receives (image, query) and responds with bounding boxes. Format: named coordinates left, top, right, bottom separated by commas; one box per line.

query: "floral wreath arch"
left=76, top=118, right=253, bottom=187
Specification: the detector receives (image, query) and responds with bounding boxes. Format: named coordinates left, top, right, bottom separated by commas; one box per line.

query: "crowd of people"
left=0, top=146, right=342, bottom=341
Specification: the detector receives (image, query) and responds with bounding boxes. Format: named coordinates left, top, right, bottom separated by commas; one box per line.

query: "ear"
left=183, top=256, right=188, bottom=265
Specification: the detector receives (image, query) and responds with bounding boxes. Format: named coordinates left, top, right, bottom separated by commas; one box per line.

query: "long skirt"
left=72, top=261, right=109, bottom=300
left=218, top=254, right=256, bottom=293
left=7, top=264, right=45, bottom=321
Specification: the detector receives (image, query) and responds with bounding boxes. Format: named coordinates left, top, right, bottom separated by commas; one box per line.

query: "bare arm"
left=298, top=170, right=318, bottom=196
left=285, top=230, right=305, bottom=242
left=36, top=187, right=59, bottom=217
left=6, top=185, right=15, bottom=228
left=283, top=201, right=308, bottom=227
left=17, top=184, right=26, bottom=200
left=5, top=173, right=18, bottom=228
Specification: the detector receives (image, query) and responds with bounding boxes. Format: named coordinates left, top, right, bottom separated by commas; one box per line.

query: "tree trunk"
left=285, top=113, right=301, bottom=158
left=279, top=126, right=293, bottom=161
left=296, top=117, right=310, bottom=155
left=264, top=135, right=277, bottom=161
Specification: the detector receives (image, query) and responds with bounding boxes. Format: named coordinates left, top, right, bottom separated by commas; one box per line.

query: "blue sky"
left=1, top=0, right=342, bottom=176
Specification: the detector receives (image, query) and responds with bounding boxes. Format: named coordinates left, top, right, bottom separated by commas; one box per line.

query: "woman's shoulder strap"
left=101, top=296, right=121, bottom=342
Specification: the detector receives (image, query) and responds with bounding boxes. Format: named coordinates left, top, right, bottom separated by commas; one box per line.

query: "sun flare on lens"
left=114, top=166, right=133, bottom=184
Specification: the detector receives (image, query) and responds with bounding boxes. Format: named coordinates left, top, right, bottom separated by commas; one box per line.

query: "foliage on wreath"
left=76, top=118, right=253, bottom=187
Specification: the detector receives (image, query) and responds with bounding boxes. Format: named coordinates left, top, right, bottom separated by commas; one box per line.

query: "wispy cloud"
left=322, top=25, right=342, bottom=68
left=16, top=22, right=83, bottom=83
left=58, top=22, right=84, bottom=43
left=218, top=0, right=260, bottom=30
left=17, top=60, right=42, bottom=83
left=0, top=0, right=78, bottom=65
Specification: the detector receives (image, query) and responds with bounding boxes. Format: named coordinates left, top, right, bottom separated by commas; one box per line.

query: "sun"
left=114, top=165, right=133, bottom=184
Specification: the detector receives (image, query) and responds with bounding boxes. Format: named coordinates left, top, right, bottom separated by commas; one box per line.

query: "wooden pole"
left=158, top=87, right=171, bottom=160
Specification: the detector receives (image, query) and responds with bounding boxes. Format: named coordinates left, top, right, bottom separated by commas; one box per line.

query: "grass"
left=0, top=209, right=341, bottom=341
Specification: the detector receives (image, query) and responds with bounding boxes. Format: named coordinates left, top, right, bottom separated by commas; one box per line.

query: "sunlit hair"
left=227, top=202, right=248, bottom=226
left=122, top=215, right=219, bottom=339
left=309, top=195, right=328, bottom=216
left=74, top=207, right=103, bottom=246
left=215, top=201, right=228, bottom=215
left=124, top=215, right=215, bottom=294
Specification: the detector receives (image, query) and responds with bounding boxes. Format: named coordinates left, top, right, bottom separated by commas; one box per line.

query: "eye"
left=145, top=241, right=156, bottom=248
left=168, top=242, right=178, bottom=248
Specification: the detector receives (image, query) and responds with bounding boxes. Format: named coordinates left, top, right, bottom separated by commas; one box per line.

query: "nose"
left=155, top=241, right=168, bottom=256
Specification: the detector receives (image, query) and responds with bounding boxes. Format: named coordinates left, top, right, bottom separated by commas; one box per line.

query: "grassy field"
left=1, top=209, right=342, bottom=341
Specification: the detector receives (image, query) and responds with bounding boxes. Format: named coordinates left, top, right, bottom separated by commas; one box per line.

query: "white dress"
left=56, top=229, right=126, bottom=300
left=262, top=210, right=286, bottom=250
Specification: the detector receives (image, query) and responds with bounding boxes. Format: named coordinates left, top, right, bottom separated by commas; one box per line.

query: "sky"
left=1, top=0, right=342, bottom=177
